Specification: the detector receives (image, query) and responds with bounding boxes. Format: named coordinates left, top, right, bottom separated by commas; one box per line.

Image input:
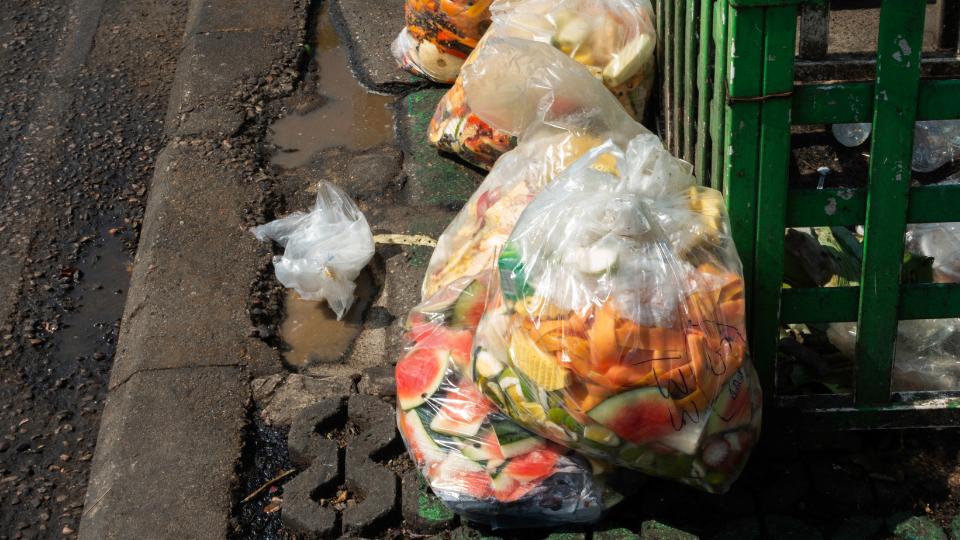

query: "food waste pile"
left=388, top=0, right=760, bottom=528
left=248, top=0, right=960, bottom=534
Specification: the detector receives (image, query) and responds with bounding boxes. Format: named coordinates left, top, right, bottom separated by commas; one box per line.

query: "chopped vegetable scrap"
left=391, top=0, right=493, bottom=83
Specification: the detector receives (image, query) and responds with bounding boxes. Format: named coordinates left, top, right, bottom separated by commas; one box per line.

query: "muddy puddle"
left=53, top=231, right=130, bottom=373
left=268, top=4, right=396, bottom=169
left=280, top=269, right=375, bottom=369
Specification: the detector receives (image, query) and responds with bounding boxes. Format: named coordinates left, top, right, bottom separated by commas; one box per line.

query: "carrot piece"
left=588, top=303, right=620, bottom=372
left=562, top=338, right=592, bottom=378
left=615, top=322, right=685, bottom=352
left=567, top=381, right=614, bottom=413
left=719, top=299, right=746, bottom=329
left=674, top=388, right=710, bottom=419
left=717, top=276, right=745, bottom=304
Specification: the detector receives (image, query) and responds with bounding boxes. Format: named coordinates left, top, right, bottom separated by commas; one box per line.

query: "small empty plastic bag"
left=252, top=181, right=375, bottom=319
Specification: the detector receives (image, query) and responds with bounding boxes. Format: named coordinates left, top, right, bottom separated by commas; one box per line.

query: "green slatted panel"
left=854, top=0, right=926, bottom=404
left=751, top=5, right=797, bottom=402
left=722, top=4, right=764, bottom=317
left=695, top=0, right=713, bottom=181
left=662, top=0, right=960, bottom=426
left=673, top=0, right=685, bottom=157
left=709, top=0, right=728, bottom=190
left=781, top=284, right=960, bottom=324
left=792, top=79, right=960, bottom=125
left=785, top=184, right=960, bottom=228
left=683, top=0, right=698, bottom=163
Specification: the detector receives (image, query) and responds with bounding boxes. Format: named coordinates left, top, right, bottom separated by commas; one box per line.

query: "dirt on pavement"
left=0, top=0, right=187, bottom=537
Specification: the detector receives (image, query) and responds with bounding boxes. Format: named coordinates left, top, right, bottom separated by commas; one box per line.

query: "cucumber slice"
left=475, top=350, right=505, bottom=379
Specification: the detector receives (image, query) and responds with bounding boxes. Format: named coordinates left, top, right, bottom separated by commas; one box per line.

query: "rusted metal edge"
left=726, top=89, right=794, bottom=104
left=729, top=0, right=823, bottom=7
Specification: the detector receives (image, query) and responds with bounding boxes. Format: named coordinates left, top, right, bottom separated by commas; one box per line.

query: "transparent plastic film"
left=472, top=139, right=762, bottom=494
left=832, top=120, right=960, bottom=172
left=395, top=272, right=612, bottom=527
left=391, top=0, right=493, bottom=83
left=422, top=96, right=646, bottom=299
left=251, top=181, right=374, bottom=319
left=428, top=0, right=656, bottom=168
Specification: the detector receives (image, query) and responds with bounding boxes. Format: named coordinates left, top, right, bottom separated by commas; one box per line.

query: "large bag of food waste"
left=396, top=272, right=639, bottom=527
left=391, top=0, right=493, bottom=83
left=428, top=0, right=656, bottom=168
left=471, top=138, right=762, bottom=494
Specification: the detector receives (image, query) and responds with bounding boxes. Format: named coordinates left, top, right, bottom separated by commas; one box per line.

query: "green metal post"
left=722, top=3, right=765, bottom=322
left=709, top=0, right=728, bottom=190
left=751, top=4, right=798, bottom=399
left=663, top=0, right=675, bottom=152
left=673, top=0, right=685, bottom=157
left=855, top=0, right=926, bottom=405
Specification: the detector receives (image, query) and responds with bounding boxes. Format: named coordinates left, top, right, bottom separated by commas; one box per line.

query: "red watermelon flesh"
left=502, top=480, right=538, bottom=503
left=396, top=348, right=449, bottom=410
left=430, top=380, right=493, bottom=437
left=408, top=320, right=438, bottom=343
left=442, top=380, right=492, bottom=423
left=456, top=471, right=493, bottom=499
left=430, top=453, right=492, bottom=499
left=502, top=447, right=560, bottom=483
left=588, top=388, right=680, bottom=445
left=414, top=326, right=474, bottom=370
left=491, top=474, right=539, bottom=503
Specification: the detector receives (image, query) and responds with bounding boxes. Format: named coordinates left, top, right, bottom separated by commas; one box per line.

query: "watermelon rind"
left=450, top=279, right=486, bottom=328
left=460, top=430, right=503, bottom=463
left=430, top=412, right=485, bottom=438
left=587, top=387, right=678, bottom=445
left=397, top=350, right=449, bottom=410
left=401, top=409, right=447, bottom=465
left=492, top=421, right=543, bottom=458
left=657, top=417, right=706, bottom=455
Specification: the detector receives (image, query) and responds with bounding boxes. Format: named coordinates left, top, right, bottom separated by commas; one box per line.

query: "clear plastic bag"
left=912, top=121, right=960, bottom=173
left=396, top=273, right=614, bottom=527
left=832, top=121, right=960, bottom=172
left=422, top=36, right=646, bottom=298
left=826, top=176, right=960, bottom=392
left=252, top=181, right=374, bottom=319
left=471, top=139, right=762, bottom=494
left=428, top=0, right=656, bottom=169
left=391, top=0, right=493, bottom=83
left=827, top=320, right=960, bottom=392
left=831, top=123, right=871, bottom=148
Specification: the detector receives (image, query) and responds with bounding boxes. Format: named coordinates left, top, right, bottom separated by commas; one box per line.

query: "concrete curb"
left=79, top=1, right=308, bottom=538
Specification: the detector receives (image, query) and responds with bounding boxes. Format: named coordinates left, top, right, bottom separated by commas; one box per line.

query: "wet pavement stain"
left=53, top=232, right=130, bottom=372
left=269, top=3, right=396, bottom=169
left=280, top=269, right=375, bottom=369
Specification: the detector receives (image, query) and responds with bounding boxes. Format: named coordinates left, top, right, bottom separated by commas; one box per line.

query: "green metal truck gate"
left=657, top=0, right=960, bottom=428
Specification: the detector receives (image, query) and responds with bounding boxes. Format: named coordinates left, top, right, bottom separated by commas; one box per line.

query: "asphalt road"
left=0, top=0, right=187, bottom=537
